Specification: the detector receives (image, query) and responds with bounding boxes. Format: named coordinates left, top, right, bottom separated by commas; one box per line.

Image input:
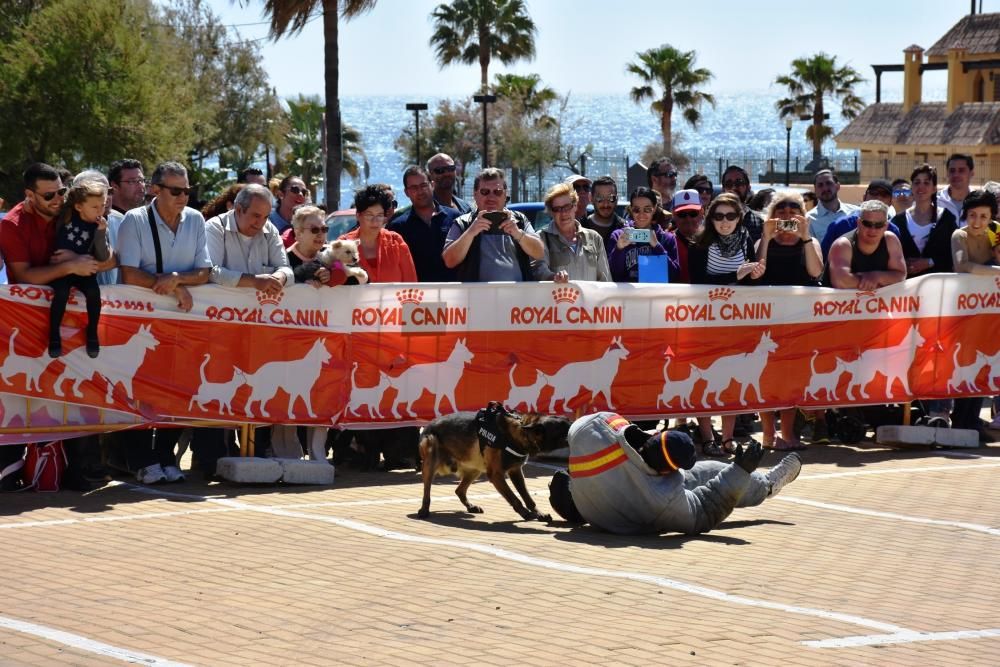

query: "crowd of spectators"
left=0, top=152, right=998, bottom=491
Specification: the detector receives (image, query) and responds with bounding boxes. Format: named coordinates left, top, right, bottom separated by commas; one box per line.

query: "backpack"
left=22, top=441, right=67, bottom=492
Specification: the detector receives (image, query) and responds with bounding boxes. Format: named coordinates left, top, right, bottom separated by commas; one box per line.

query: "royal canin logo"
left=551, top=286, right=580, bottom=304
left=396, top=288, right=424, bottom=305
left=708, top=287, right=734, bottom=302
left=256, top=289, right=284, bottom=306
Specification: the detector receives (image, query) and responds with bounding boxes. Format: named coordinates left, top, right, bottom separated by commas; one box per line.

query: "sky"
left=202, top=0, right=997, bottom=100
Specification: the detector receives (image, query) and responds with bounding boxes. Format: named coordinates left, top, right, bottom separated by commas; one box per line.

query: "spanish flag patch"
left=569, top=443, right=627, bottom=478
left=603, top=413, right=630, bottom=433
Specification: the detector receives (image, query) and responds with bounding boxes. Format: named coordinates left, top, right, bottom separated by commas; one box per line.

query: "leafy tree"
left=0, top=0, right=196, bottom=200
left=775, top=53, right=866, bottom=164
left=430, top=0, right=537, bottom=93
left=491, top=74, right=560, bottom=200
left=394, top=99, right=479, bottom=191
left=255, top=0, right=376, bottom=209
left=627, top=44, right=715, bottom=159
left=281, top=95, right=365, bottom=195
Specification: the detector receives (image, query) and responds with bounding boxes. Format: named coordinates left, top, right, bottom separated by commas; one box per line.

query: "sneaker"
left=811, top=419, right=830, bottom=444
left=162, top=465, right=185, bottom=483
left=136, top=463, right=166, bottom=484
left=765, top=453, right=802, bottom=497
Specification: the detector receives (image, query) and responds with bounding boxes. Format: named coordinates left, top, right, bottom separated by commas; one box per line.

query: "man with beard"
left=389, top=166, right=457, bottom=282
left=581, top=176, right=625, bottom=248
left=807, top=169, right=858, bottom=243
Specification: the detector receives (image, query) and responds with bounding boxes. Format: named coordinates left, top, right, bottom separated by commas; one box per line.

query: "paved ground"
left=1, top=430, right=999, bottom=666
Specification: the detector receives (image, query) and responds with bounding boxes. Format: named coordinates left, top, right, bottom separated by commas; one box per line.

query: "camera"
left=778, top=219, right=799, bottom=232
left=482, top=210, right=508, bottom=234
left=626, top=228, right=652, bottom=244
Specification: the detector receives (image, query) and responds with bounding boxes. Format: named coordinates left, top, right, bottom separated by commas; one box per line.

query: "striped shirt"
left=706, top=244, right=747, bottom=277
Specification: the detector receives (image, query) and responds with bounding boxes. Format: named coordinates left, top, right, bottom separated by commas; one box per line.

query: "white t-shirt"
left=905, top=210, right=933, bottom=253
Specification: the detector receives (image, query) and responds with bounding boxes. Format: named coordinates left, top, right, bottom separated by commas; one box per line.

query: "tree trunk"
left=661, top=110, right=672, bottom=158
left=812, top=94, right=824, bottom=163
left=323, top=0, right=342, bottom=210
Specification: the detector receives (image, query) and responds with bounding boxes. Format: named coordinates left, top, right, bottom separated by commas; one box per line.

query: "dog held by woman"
left=417, top=402, right=571, bottom=521
left=548, top=412, right=802, bottom=535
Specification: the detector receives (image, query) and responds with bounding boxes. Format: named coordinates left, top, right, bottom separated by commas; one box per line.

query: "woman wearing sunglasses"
left=608, top=187, right=679, bottom=282
left=742, top=191, right=823, bottom=451
left=286, top=206, right=332, bottom=286
left=270, top=176, right=309, bottom=233
left=335, top=184, right=416, bottom=284
left=688, top=193, right=762, bottom=457
left=894, top=164, right=957, bottom=277
left=533, top=182, right=611, bottom=282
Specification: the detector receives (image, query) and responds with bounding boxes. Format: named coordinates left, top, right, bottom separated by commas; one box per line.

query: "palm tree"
left=627, top=44, right=715, bottom=159
left=429, top=0, right=537, bottom=93
left=282, top=95, right=365, bottom=194
left=256, top=0, right=376, bottom=209
left=492, top=73, right=557, bottom=127
left=775, top=53, right=865, bottom=165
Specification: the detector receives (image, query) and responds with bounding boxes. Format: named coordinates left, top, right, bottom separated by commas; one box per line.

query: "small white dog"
left=306, top=239, right=368, bottom=284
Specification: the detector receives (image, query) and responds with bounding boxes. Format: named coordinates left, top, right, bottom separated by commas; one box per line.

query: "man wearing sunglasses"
left=646, top=157, right=678, bottom=210
left=825, top=200, right=905, bottom=290
left=269, top=176, right=308, bottom=233
left=0, top=163, right=118, bottom=493
left=442, top=168, right=544, bottom=281
left=565, top=174, right=592, bottom=220
left=582, top=176, right=625, bottom=248
left=426, top=153, right=471, bottom=215
left=721, top=165, right=764, bottom=242
left=389, top=166, right=458, bottom=282
left=819, top=179, right=900, bottom=259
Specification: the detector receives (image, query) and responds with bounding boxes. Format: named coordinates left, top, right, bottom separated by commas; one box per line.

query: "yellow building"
left=835, top=11, right=1000, bottom=182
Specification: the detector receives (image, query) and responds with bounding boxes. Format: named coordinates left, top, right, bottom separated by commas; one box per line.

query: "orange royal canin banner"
left=1, top=274, right=998, bottom=444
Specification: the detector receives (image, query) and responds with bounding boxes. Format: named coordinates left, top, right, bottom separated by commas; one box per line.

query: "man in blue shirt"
left=389, top=166, right=457, bottom=282
left=820, top=179, right=899, bottom=259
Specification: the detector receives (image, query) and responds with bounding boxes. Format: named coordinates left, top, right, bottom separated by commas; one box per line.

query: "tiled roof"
left=926, top=13, right=1000, bottom=57
left=834, top=102, right=1000, bottom=147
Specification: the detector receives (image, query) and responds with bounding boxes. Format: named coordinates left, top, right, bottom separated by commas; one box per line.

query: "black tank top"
left=849, top=229, right=889, bottom=274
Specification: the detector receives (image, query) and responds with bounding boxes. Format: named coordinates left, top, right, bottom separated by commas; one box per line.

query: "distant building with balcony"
left=835, top=11, right=1000, bottom=182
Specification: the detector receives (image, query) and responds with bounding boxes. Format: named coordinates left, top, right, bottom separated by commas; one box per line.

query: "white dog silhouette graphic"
left=545, top=336, right=629, bottom=412
left=243, top=339, right=331, bottom=419
left=841, top=325, right=925, bottom=400
left=51, top=323, right=159, bottom=404
left=389, top=338, right=475, bottom=418
left=693, top=331, right=778, bottom=408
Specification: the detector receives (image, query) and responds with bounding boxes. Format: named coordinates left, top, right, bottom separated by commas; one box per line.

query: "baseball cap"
left=867, top=179, right=893, bottom=197
left=671, top=189, right=703, bottom=213
left=564, top=174, right=592, bottom=188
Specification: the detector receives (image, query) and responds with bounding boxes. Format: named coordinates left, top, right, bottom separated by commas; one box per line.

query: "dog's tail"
left=8, top=328, right=18, bottom=357
left=199, top=354, right=210, bottom=385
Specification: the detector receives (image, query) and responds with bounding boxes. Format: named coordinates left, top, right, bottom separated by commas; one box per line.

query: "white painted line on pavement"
left=774, top=496, right=1000, bottom=537
left=0, top=508, right=239, bottom=530
left=0, top=615, right=194, bottom=666
left=800, top=461, right=1000, bottom=480
left=804, top=628, right=1000, bottom=648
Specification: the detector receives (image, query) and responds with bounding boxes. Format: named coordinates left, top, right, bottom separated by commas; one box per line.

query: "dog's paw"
left=524, top=508, right=552, bottom=522
left=466, top=504, right=484, bottom=514
left=355, top=269, right=369, bottom=285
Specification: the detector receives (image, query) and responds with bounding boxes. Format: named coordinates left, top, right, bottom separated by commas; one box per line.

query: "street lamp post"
left=405, top=102, right=428, bottom=166
left=473, top=94, right=497, bottom=168
left=784, top=117, right=793, bottom=186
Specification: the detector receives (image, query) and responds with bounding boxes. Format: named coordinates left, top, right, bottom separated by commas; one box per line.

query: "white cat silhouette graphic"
left=346, top=362, right=392, bottom=418
left=0, top=328, right=46, bottom=392
left=189, top=354, right=247, bottom=415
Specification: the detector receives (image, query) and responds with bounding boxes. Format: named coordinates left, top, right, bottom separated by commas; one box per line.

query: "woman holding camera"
left=533, top=182, right=611, bottom=282
left=608, top=186, right=679, bottom=282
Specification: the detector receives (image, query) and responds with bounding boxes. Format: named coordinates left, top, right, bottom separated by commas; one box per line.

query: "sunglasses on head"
left=652, top=170, right=677, bottom=179
left=711, top=211, right=740, bottom=222
left=308, top=225, right=329, bottom=235
left=860, top=219, right=886, bottom=229
left=478, top=187, right=505, bottom=197
left=723, top=178, right=747, bottom=189
left=161, top=185, right=191, bottom=197
left=432, top=165, right=457, bottom=175
left=35, top=187, right=68, bottom=201
left=287, top=185, right=308, bottom=196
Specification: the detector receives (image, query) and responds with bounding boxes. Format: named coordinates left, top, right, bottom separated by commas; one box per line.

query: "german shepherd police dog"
left=417, top=402, right=571, bottom=521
